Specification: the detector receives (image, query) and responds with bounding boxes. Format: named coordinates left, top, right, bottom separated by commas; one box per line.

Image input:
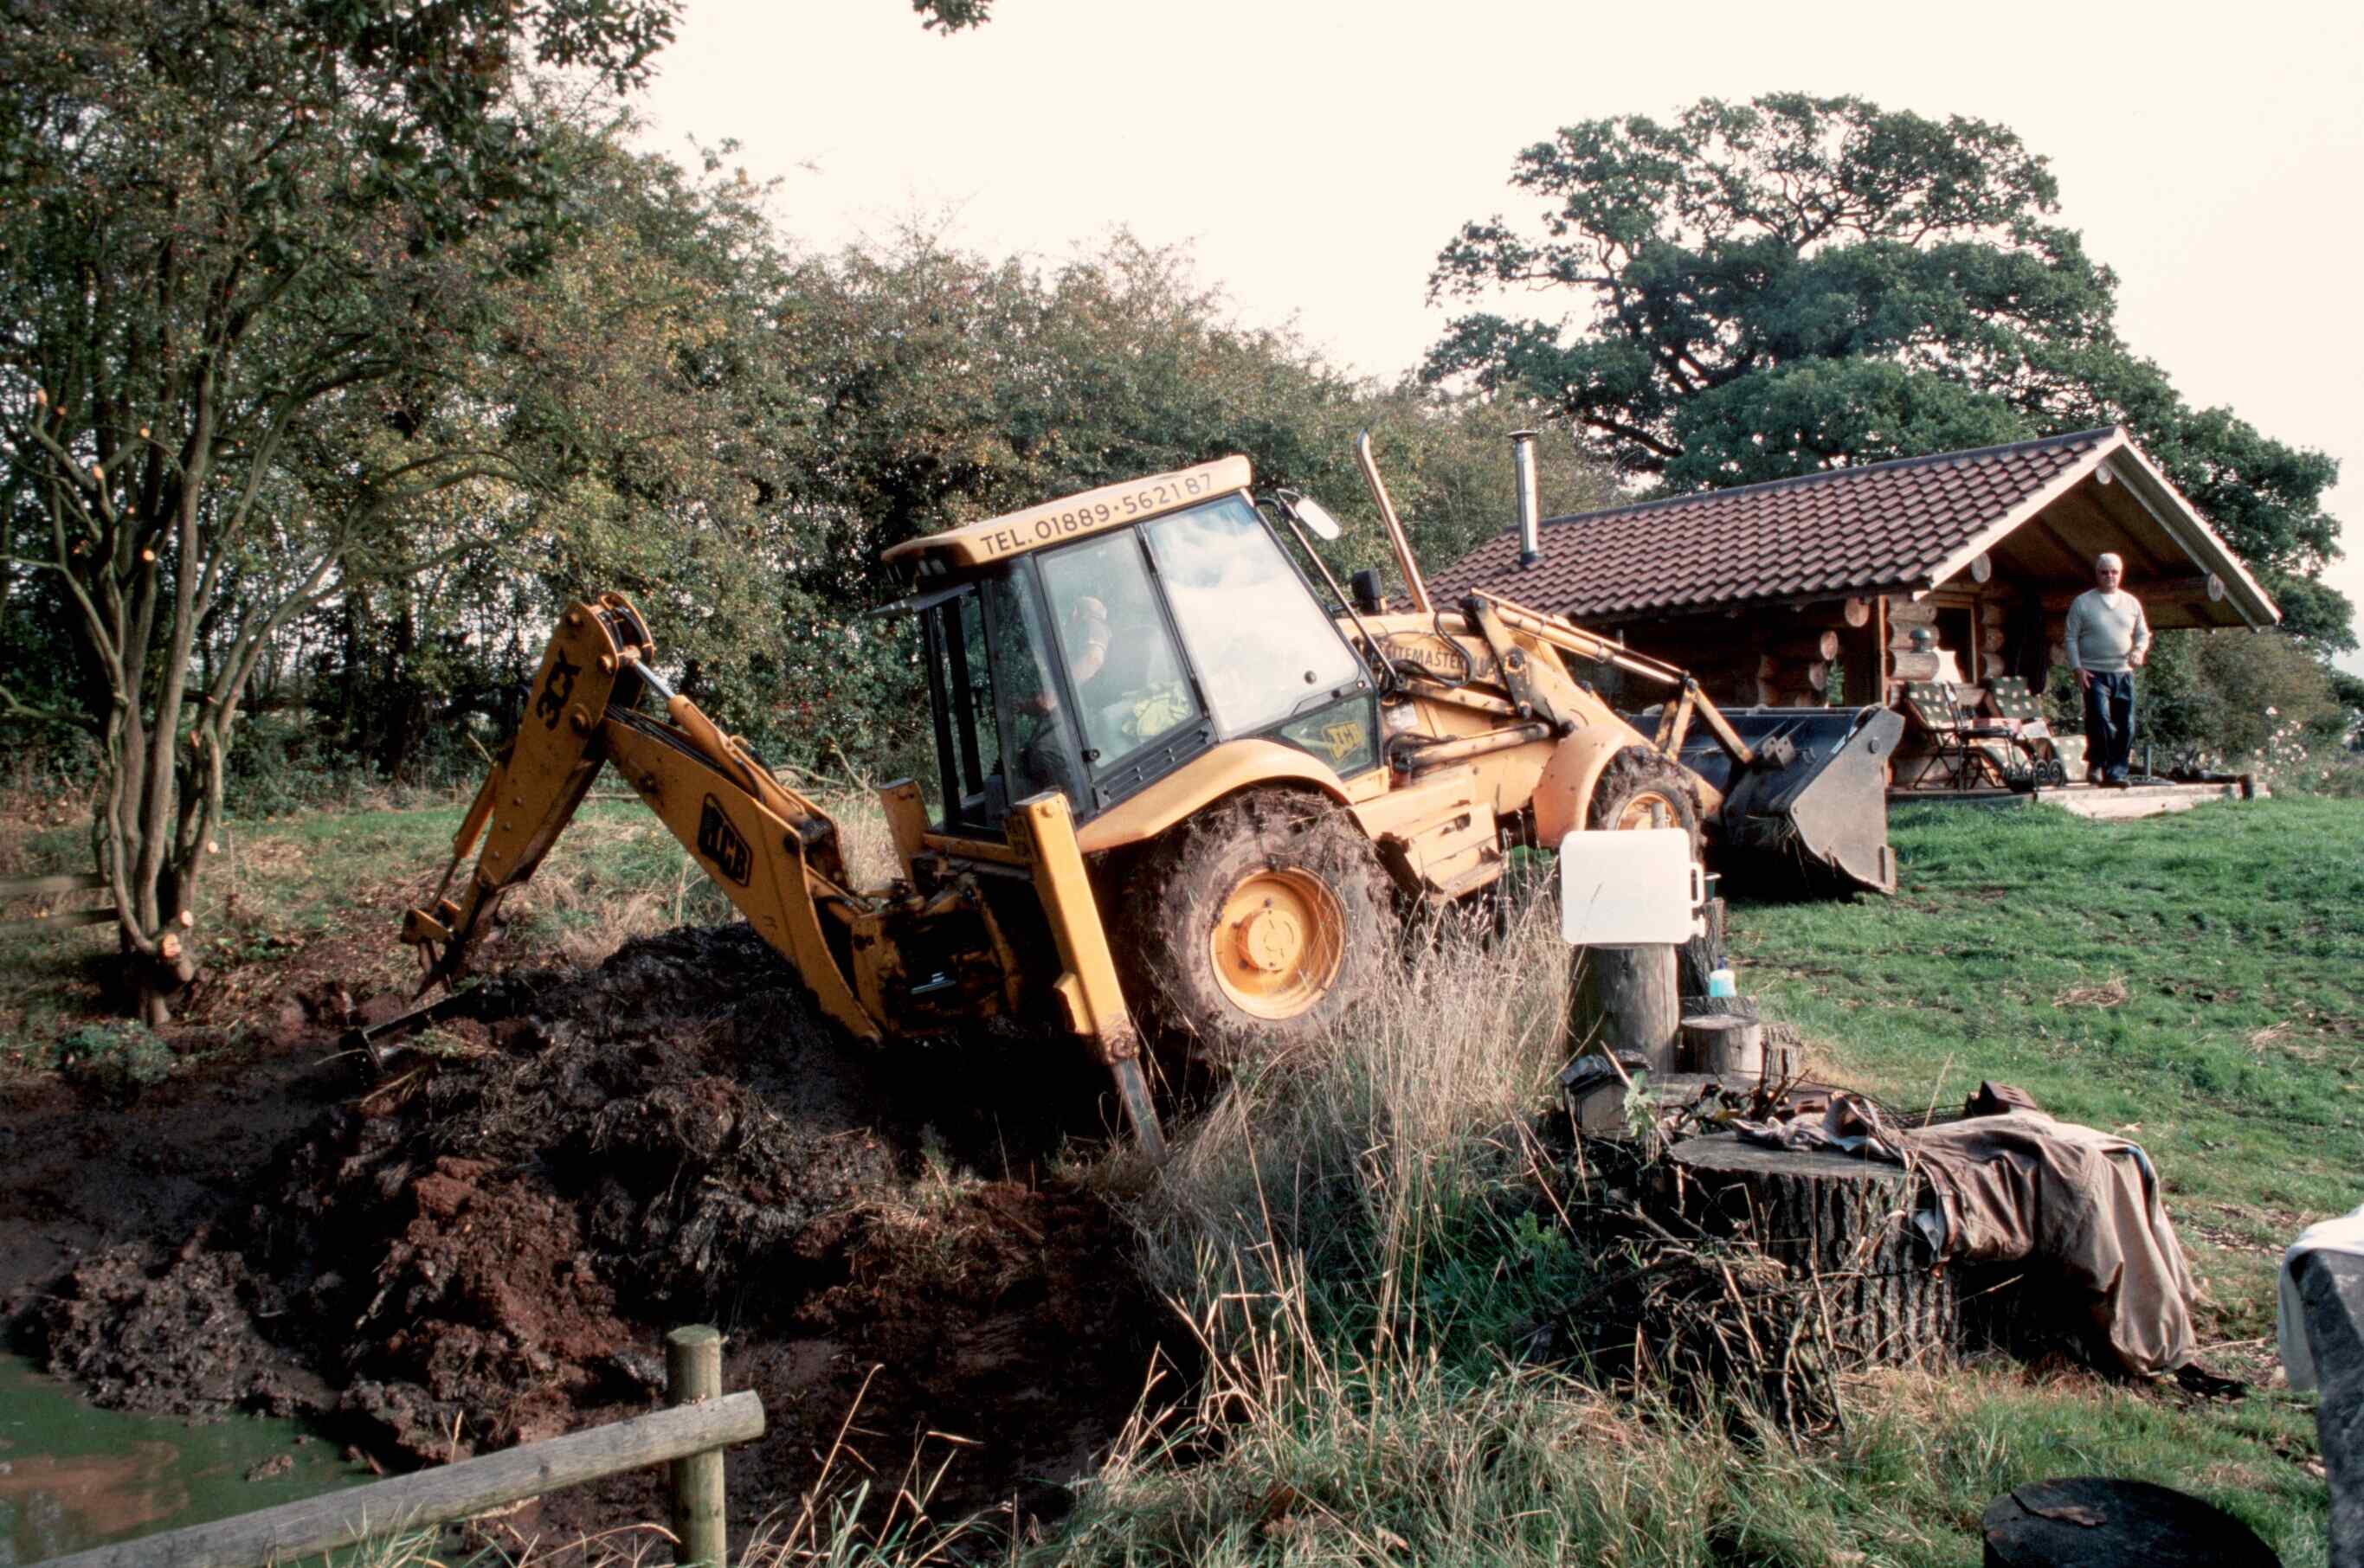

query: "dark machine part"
left=341, top=975, right=539, bottom=1074
left=1635, top=704, right=1905, bottom=895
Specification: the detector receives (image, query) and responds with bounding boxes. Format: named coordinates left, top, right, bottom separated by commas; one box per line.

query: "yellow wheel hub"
left=1210, top=867, right=1346, bottom=1020
left=1607, top=789, right=1684, bottom=832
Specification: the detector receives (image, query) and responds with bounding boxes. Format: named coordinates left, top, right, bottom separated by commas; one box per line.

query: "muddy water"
left=0, top=1352, right=370, bottom=1565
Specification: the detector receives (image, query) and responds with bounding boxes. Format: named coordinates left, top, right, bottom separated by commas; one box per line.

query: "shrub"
left=51, top=1021, right=176, bottom=1099
left=2195, top=628, right=2347, bottom=749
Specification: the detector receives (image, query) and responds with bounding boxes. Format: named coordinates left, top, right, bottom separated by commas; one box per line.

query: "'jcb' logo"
left=696, top=794, right=751, bottom=885
left=1318, top=721, right=1367, bottom=763
left=535, top=651, right=581, bottom=730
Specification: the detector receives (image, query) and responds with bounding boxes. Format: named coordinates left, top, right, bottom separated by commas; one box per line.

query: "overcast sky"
left=634, top=0, right=2364, bottom=675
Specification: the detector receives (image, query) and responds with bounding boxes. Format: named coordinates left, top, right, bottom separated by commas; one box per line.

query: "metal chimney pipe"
left=1511, top=430, right=1542, bottom=569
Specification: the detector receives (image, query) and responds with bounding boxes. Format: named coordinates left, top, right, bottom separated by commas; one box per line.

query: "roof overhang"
left=1916, top=427, right=2277, bottom=628
left=2101, top=442, right=2279, bottom=627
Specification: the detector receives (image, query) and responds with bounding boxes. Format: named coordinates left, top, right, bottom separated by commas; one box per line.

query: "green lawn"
left=3, top=788, right=2353, bottom=1565
left=1736, top=794, right=2364, bottom=1344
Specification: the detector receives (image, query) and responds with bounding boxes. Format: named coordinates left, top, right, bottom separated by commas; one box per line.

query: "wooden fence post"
left=667, top=1325, right=727, bottom=1568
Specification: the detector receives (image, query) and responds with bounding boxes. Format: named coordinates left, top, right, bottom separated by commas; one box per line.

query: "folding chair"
left=1897, top=681, right=2010, bottom=789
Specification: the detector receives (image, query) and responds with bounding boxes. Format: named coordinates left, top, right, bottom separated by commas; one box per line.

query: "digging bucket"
left=1645, top=704, right=1903, bottom=896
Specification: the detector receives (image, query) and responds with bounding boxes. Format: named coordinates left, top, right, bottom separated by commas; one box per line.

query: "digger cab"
left=885, top=460, right=1382, bottom=839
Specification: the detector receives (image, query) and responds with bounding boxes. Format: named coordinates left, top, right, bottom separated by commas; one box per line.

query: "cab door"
left=918, top=570, right=1090, bottom=834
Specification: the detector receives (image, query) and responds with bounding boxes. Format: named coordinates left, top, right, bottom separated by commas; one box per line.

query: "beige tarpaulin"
left=1905, top=1110, right=2195, bottom=1377
left=1735, top=1092, right=2195, bottom=1376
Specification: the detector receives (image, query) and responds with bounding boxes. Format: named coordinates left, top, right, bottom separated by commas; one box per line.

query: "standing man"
left=2064, top=551, right=2152, bottom=787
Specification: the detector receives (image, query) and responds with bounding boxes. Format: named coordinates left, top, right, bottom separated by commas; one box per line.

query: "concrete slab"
left=1888, top=779, right=2258, bottom=820
left=2050, top=780, right=2255, bottom=820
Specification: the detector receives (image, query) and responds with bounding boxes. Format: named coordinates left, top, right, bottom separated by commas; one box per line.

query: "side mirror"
left=1290, top=494, right=1344, bottom=542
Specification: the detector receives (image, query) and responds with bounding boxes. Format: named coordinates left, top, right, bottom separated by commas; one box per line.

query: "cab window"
left=921, top=588, right=1004, bottom=832
left=1143, top=494, right=1364, bottom=737
left=982, top=571, right=1085, bottom=813
left=1036, top=532, right=1199, bottom=768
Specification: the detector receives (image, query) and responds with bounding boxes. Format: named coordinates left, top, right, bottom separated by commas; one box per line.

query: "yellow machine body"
left=399, top=447, right=1895, bottom=1147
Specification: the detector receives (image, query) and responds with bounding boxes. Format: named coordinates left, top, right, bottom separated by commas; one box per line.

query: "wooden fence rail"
left=1, top=871, right=115, bottom=931
left=0, top=871, right=107, bottom=897
left=35, top=1372, right=763, bottom=1568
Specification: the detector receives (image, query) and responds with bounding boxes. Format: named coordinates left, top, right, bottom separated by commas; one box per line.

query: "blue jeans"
left=2082, top=670, right=2135, bottom=781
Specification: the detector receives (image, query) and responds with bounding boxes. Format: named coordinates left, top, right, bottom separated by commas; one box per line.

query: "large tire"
left=1588, top=745, right=1704, bottom=859
left=1117, top=791, right=1390, bottom=1066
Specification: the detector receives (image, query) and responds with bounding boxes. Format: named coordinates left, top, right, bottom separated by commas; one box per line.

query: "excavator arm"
left=401, top=594, right=645, bottom=988
left=401, top=593, right=873, bottom=1039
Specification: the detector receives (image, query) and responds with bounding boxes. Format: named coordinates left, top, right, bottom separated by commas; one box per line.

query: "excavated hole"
left=23, top=924, right=1175, bottom=1549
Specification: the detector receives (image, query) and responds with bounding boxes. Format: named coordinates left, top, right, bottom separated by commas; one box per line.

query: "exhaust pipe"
left=1354, top=430, right=1433, bottom=614
left=1512, top=430, right=1542, bottom=569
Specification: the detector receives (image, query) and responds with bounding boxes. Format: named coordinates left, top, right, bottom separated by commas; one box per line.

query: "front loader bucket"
left=1641, top=705, right=1904, bottom=896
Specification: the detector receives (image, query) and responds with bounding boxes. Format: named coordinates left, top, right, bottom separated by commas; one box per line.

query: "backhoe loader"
left=394, top=434, right=1899, bottom=1150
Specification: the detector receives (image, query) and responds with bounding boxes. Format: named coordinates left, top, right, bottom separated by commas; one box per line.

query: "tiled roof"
left=1429, top=427, right=2118, bottom=620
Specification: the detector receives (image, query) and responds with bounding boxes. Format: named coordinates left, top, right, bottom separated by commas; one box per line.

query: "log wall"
left=1609, top=575, right=2066, bottom=727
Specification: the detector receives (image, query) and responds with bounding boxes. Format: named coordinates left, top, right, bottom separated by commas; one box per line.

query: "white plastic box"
left=1558, top=828, right=1705, bottom=947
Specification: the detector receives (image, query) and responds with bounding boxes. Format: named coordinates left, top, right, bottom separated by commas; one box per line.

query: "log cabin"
left=1429, top=427, right=2280, bottom=787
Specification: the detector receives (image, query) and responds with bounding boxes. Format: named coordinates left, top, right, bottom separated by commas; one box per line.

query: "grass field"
left=1738, top=796, right=2364, bottom=1348
left=1060, top=794, right=2353, bottom=1568
left=1, top=787, right=2353, bottom=1565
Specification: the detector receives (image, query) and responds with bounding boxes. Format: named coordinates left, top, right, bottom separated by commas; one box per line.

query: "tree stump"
left=1668, top=1134, right=1960, bottom=1368
left=1567, top=944, right=1679, bottom=1074
left=1981, top=1477, right=2279, bottom=1567
left=1676, top=896, right=1728, bottom=996
left=1673, top=999, right=1804, bottom=1083
left=1679, top=1014, right=1764, bottom=1076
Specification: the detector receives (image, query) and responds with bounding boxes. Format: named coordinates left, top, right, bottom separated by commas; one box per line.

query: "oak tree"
left=1425, top=93, right=2348, bottom=645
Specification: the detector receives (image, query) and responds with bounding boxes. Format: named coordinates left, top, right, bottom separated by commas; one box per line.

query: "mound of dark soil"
left=36, top=1235, right=332, bottom=1418
left=22, top=923, right=1166, bottom=1542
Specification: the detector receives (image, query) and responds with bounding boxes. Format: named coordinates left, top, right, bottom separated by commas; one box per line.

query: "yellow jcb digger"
left=392, top=434, right=1900, bottom=1151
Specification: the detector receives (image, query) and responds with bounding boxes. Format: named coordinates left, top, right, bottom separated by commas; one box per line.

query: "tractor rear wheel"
left=1588, top=746, right=1704, bottom=858
left=1118, top=792, right=1389, bottom=1066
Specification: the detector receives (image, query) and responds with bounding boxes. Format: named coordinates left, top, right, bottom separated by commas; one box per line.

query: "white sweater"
left=2064, top=588, right=2151, bottom=673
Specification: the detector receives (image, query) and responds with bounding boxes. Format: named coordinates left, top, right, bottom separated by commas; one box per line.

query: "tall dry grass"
left=1051, top=892, right=1878, bottom=1566
left=1124, top=891, right=1573, bottom=1308
left=808, top=781, right=899, bottom=890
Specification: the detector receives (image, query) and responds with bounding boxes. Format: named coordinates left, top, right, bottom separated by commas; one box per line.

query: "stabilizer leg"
left=1009, top=791, right=1167, bottom=1157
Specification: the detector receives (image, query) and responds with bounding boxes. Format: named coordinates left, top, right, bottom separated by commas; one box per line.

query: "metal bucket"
left=1637, top=704, right=1904, bottom=896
